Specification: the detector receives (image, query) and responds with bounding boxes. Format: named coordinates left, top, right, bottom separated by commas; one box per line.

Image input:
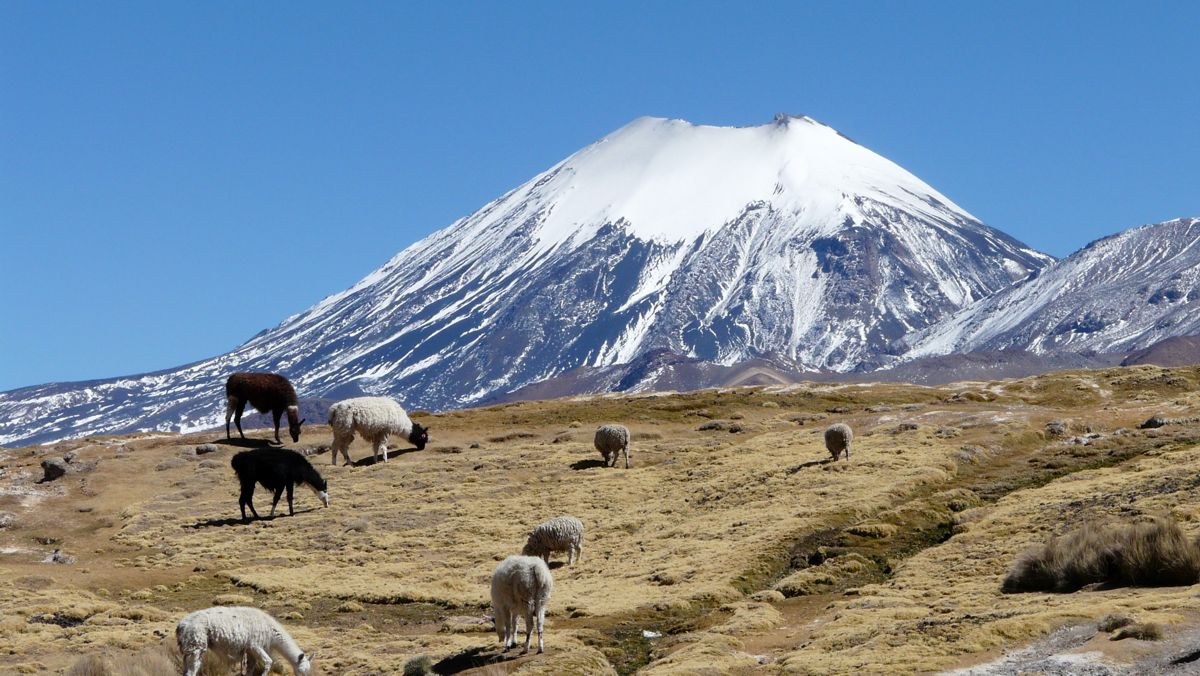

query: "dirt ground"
left=2, top=365, right=1200, bottom=674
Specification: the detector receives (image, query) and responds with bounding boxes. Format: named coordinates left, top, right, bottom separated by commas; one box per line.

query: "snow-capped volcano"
left=0, top=115, right=1052, bottom=446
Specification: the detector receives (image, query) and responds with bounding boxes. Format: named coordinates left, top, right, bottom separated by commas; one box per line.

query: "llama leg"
left=378, top=433, right=390, bottom=462
left=576, top=541, right=583, bottom=563
left=225, top=396, right=236, bottom=439
left=624, top=444, right=630, bottom=469
left=270, top=486, right=284, bottom=517
left=240, top=481, right=260, bottom=520
left=509, top=609, right=519, bottom=648
left=286, top=482, right=295, bottom=515
left=331, top=429, right=351, bottom=465
left=846, top=442, right=851, bottom=461
left=249, top=645, right=272, bottom=676
left=234, top=400, right=247, bottom=439
left=521, top=606, right=534, bottom=654
left=536, top=605, right=546, bottom=653
left=272, top=410, right=284, bottom=444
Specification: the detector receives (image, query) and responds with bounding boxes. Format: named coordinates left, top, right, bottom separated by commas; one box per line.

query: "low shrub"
left=1002, top=516, right=1200, bottom=593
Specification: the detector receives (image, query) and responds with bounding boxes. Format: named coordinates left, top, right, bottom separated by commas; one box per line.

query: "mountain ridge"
left=2, top=117, right=1196, bottom=447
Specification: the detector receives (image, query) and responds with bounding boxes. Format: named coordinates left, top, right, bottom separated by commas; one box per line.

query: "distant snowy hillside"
left=1, top=114, right=1052, bottom=446
left=904, top=218, right=1200, bottom=359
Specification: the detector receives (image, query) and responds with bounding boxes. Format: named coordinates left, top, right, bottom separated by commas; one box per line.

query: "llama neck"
left=286, top=406, right=300, bottom=425
left=269, top=624, right=305, bottom=668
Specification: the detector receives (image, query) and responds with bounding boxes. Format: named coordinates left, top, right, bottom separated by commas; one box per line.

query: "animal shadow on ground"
left=1173, top=648, right=1200, bottom=665
left=349, top=447, right=422, bottom=467
left=184, top=507, right=319, bottom=529
left=569, top=458, right=607, bottom=471
left=214, top=437, right=272, bottom=448
left=546, top=561, right=565, bottom=570
left=432, top=646, right=519, bottom=674
left=786, top=458, right=831, bottom=474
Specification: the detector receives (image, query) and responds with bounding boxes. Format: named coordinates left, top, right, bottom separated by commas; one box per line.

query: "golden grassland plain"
left=1, top=365, right=1199, bottom=674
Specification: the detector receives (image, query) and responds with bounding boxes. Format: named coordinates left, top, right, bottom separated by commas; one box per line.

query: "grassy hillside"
left=1, top=366, right=1199, bottom=674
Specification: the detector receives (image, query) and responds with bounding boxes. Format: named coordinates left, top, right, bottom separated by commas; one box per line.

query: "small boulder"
left=43, top=549, right=75, bottom=565
left=39, top=458, right=68, bottom=483
left=195, top=444, right=220, bottom=455
left=0, top=511, right=15, bottom=529
left=1139, top=415, right=1168, bottom=429
left=1045, top=420, right=1069, bottom=438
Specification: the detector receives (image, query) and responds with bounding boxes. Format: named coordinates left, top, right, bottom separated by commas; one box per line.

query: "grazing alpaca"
left=593, top=424, right=631, bottom=468
left=522, top=516, right=585, bottom=565
left=327, top=396, right=429, bottom=465
left=176, top=606, right=312, bottom=676
left=824, top=422, right=853, bottom=461
left=225, top=372, right=305, bottom=444
left=231, top=448, right=329, bottom=521
left=491, top=555, right=553, bottom=654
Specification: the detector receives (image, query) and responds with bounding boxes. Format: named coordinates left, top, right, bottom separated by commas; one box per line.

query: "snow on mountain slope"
left=0, top=115, right=1051, bottom=446
left=905, top=218, right=1200, bottom=359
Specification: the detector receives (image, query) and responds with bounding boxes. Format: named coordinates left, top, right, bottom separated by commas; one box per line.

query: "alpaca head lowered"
left=297, top=651, right=313, bottom=675
left=286, top=406, right=305, bottom=443
left=409, top=423, right=430, bottom=451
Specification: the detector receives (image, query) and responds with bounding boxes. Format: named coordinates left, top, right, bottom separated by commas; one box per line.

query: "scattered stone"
left=761, top=401, right=780, bottom=409
left=63, top=451, right=77, bottom=463
left=649, top=572, right=677, bottom=586
left=195, top=444, right=220, bottom=455
left=698, top=421, right=728, bottom=432
left=0, top=512, right=14, bottom=529
left=891, top=422, right=919, bottom=434
left=197, top=459, right=222, bottom=470
left=39, top=458, right=67, bottom=482
left=1045, top=420, right=1069, bottom=438
left=935, top=426, right=961, bottom=438
left=468, top=442, right=481, bottom=449
left=43, top=549, right=75, bottom=565
left=1139, top=415, right=1168, bottom=429
left=751, top=590, right=785, bottom=603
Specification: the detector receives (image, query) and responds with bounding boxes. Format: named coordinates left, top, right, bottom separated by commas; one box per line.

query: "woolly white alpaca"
left=327, top=396, right=429, bottom=465
left=491, top=555, right=553, bottom=654
left=825, top=422, right=853, bottom=461
left=522, top=515, right=584, bottom=565
left=176, top=606, right=312, bottom=676
left=593, top=424, right=631, bottom=468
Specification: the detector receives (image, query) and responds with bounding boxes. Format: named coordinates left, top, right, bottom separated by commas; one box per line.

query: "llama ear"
left=299, top=419, right=306, bottom=426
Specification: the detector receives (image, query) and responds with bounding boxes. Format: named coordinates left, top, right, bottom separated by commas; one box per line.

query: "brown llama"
left=225, top=372, right=305, bottom=444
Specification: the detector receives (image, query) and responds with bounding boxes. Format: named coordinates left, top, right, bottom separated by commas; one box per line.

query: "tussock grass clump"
left=1002, top=516, right=1200, bottom=593
left=68, top=645, right=232, bottom=676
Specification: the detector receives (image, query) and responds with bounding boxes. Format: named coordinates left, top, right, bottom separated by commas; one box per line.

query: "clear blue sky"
left=2, top=2, right=1198, bottom=391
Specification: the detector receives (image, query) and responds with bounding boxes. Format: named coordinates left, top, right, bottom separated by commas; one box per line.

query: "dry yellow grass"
left=0, top=365, right=1198, bottom=674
